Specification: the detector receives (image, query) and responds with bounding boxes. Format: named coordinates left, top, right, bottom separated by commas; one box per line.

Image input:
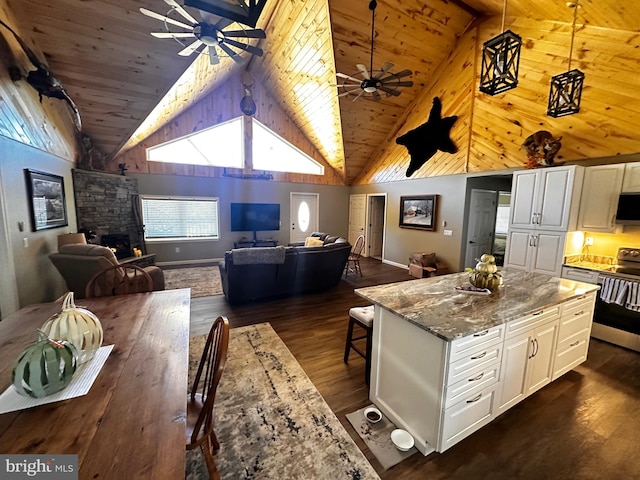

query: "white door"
left=464, top=190, right=497, bottom=268
left=290, top=193, right=319, bottom=244
left=348, top=194, right=366, bottom=246
left=368, top=195, right=385, bottom=259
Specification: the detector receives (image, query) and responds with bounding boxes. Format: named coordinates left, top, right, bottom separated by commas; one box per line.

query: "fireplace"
left=101, top=233, right=131, bottom=260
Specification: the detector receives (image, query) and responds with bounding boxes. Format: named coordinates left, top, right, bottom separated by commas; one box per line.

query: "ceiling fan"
left=335, top=0, right=413, bottom=101
left=140, top=0, right=266, bottom=65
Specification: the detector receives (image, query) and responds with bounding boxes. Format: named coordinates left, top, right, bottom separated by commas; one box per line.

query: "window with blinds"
left=140, top=196, right=219, bottom=241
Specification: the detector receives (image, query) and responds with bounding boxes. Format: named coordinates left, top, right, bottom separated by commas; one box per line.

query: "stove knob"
left=632, top=251, right=640, bottom=257
left=620, top=249, right=630, bottom=256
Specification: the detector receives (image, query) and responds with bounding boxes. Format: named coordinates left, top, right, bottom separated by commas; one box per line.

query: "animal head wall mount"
left=0, top=18, right=81, bottom=131
left=522, top=130, right=562, bottom=168
left=396, top=97, right=458, bottom=177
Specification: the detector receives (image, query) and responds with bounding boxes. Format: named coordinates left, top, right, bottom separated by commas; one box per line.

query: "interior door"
left=0, top=170, right=18, bottom=319
left=348, top=194, right=366, bottom=246
left=290, top=193, right=319, bottom=244
left=368, top=195, right=385, bottom=259
left=464, top=189, right=497, bottom=268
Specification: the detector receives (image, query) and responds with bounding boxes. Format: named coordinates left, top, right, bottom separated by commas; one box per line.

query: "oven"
left=592, top=247, right=640, bottom=353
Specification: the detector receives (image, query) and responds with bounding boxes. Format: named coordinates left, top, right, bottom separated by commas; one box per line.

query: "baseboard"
left=383, top=259, right=408, bottom=270
left=157, top=258, right=223, bottom=268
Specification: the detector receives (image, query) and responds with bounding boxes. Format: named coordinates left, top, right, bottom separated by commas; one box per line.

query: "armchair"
left=49, top=244, right=164, bottom=299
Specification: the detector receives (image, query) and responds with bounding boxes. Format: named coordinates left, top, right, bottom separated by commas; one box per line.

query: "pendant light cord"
left=369, top=0, right=376, bottom=74
left=568, top=1, right=579, bottom=71
left=501, top=0, right=506, bottom=32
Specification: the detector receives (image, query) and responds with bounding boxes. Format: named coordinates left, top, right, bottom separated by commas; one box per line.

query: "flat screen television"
left=230, top=203, right=280, bottom=236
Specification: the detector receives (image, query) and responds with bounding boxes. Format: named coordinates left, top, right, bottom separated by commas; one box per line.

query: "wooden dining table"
left=0, top=289, right=190, bottom=479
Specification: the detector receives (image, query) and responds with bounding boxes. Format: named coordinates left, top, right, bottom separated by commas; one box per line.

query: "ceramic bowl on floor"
left=391, top=428, right=414, bottom=451
left=363, top=407, right=382, bottom=424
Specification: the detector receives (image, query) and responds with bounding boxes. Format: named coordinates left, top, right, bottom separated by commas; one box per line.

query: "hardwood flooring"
left=190, top=258, right=640, bottom=479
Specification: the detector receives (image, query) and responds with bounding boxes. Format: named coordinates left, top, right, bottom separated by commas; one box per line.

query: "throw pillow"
left=304, top=237, right=324, bottom=247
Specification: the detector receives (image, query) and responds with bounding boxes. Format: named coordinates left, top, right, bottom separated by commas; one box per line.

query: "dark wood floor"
left=191, top=258, right=640, bottom=479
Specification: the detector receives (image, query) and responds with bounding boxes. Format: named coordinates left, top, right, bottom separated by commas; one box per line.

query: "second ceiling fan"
left=336, top=0, right=413, bottom=101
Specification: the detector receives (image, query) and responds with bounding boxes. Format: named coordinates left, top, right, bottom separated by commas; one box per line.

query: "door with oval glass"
left=290, top=193, right=319, bottom=244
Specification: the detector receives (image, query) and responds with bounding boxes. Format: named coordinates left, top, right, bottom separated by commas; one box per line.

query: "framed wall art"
left=25, top=169, right=68, bottom=231
left=399, top=195, right=437, bottom=231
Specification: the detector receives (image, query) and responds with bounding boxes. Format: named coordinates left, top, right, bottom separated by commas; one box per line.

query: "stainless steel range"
left=593, top=247, right=640, bottom=352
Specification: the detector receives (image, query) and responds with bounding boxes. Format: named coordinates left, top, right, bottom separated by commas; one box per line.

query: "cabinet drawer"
left=505, top=307, right=560, bottom=339
left=561, top=293, right=595, bottom=317
left=444, top=363, right=500, bottom=408
left=440, top=384, right=498, bottom=452
left=558, top=309, right=593, bottom=343
left=449, top=325, right=505, bottom=364
left=561, top=267, right=599, bottom=284
left=552, top=330, right=591, bottom=380
left=447, top=343, right=502, bottom=386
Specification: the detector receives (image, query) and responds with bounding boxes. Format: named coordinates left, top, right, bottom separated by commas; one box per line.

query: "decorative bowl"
left=391, top=429, right=414, bottom=451
left=363, top=407, right=382, bottom=424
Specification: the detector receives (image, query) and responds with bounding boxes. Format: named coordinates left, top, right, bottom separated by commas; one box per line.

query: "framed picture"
left=399, top=195, right=437, bottom=230
left=25, top=169, right=68, bottom=231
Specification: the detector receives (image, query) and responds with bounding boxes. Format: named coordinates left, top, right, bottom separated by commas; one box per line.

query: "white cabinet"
left=497, top=308, right=560, bottom=414
left=509, top=166, right=583, bottom=232
left=561, top=266, right=600, bottom=284
left=622, top=162, right=640, bottom=192
left=577, top=164, right=624, bottom=232
left=504, top=229, right=565, bottom=276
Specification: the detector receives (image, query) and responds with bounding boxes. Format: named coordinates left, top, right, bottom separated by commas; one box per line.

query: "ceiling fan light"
left=364, top=85, right=377, bottom=93
left=479, top=30, right=522, bottom=95
left=547, top=69, right=584, bottom=117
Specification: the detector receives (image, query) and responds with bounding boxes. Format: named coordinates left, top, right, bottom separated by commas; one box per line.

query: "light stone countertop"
left=354, top=269, right=600, bottom=342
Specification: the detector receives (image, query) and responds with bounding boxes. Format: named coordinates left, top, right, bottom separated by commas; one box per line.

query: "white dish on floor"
left=363, top=406, right=382, bottom=424
left=391, top=429, right=414, bottom=451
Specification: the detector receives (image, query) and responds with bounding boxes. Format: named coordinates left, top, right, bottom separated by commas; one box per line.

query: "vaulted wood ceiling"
left=3, top=1, right=640, bottom=185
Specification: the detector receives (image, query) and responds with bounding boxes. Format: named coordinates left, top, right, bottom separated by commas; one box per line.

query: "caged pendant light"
left=479, top=0, right=522, bottom=95
left=547, top=1, right=584, bottom=117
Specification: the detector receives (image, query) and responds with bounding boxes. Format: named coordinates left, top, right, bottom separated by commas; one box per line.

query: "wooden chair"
left=344, top=305, right=374, bottom=385
left=344, top=234, right=365, bottom=277
left=84, top=264, right=153, bottom=298
left=187, top=316, right=230, bottom=480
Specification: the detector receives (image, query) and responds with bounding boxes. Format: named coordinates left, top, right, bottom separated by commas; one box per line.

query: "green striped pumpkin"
left=12, top=330, right=78, bottom=398
left=41, top=292, right=103, bottom=364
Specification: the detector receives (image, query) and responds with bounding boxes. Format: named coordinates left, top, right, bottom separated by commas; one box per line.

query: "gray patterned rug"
left=186, top=323, right=380, bottom=480
left=163, top=266, right=222, bottom=297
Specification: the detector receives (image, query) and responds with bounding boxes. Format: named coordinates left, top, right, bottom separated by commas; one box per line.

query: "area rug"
left=163, top=266, right=222, bottom=297
left=346, top=406, right=417, bottom=470
left=185, top=323, right=381, bottom=480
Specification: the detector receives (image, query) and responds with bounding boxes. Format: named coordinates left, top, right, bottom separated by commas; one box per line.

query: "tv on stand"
left=231, top=203, right=280, bottom=243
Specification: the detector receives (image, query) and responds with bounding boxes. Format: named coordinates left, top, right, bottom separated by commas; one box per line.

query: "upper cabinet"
left=622, top=162, right=640, bottom=192
left=509, top=166, right=584, bottom=232
left=577, top=164, right=625, bottom=232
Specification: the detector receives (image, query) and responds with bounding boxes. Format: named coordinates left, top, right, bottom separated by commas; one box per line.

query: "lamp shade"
left=58, top=233, right=87, bottom=250
left=547, top=69, right=585, bottom=117
left=479, top=30, right=522, bottom=95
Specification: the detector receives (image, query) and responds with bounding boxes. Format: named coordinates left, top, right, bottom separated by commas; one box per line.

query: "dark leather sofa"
left=219, top=233, right=351, bottom=304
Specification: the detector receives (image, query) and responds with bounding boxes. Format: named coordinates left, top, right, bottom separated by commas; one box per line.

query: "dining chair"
left=187, top=316, right=230, bottom=480
left=84, top=264, right=153, bottom=298
left=344, top=234, right=365, bottom=277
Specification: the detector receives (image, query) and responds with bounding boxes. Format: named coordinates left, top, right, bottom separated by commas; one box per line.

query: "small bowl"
left=363, top=407, right=382, bottom=424
left=391, top=429, right=414, bottom=451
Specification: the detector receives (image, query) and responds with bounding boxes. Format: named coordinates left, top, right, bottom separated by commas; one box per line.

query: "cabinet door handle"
left=468, top=372, right=485, bottom=382
left=529, top=235, right=534, bottom=247
left=533, top=338, right=539, bottom=357
left=466, top=394, right=483, bottom=403
left=533, top=234, right=538, bottom=247
left=537, top=213, right=542, bottom=225
left=570, top=340, right=580, bottom=347
left=574, top=310, right=584, bottom=316
left=531, top=213, right=537, bottom=225
left=532, top=310, right=544, bottom=316
left=473, top=330, right=489, bottom=337
left=471, top=351, right=487, bottom=360
left=611, top=214, right=615, bottom=228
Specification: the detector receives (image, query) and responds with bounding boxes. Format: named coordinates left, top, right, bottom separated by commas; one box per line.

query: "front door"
left=290, top=193, right=319, bottom=244
left=464, top=189, right=497, bottom=268
left=348, top=194, right=366, bottom=246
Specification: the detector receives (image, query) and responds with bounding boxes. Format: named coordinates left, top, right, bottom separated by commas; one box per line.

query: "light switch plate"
left=444, top=230, right=453, bottom=236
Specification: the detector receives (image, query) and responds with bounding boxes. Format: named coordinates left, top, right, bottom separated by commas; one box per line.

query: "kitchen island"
left=355, top=269, right=599, bottom=455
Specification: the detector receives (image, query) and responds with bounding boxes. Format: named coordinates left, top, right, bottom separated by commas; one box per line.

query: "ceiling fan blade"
left=150, top=32, right=194, bottom=38
left=139, top=8, right=194, bottom=30
left=336, top=72, right=362, bottom=83
left=218, top=41, right=246, bottom=65
left=208, top=45, right=220, bottom=65
left=333, top=84, right=362, bottom=88
left=163, top=0, right=198, bottom=24
left=222, top=28, right=266, bottom=39
left=352, top=89, right=366, bottom=102
left=221, top=38, right=263, bottom=57
left=338, top=90, right=355, bottom=98
left=372, top=91, right=382, bottom=101
left=382, top=80, right=414, bottom=87
left=178, top=39, right=203, bottom=56
left=214, top=17, right=234, bottom=30
left=378, top=85, right=401, bottom=96
left=356, top=64, right=370, bottom=80
left=379, top=61, right=394, bottom=73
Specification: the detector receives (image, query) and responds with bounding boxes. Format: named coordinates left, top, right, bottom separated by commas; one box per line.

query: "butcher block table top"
left=0, top=289, right=190, bottom=479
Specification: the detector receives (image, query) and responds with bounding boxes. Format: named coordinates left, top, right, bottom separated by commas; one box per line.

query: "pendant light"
left=479, top=0, right=522, bottom=95
left=547, top=1, right=584, bottom=117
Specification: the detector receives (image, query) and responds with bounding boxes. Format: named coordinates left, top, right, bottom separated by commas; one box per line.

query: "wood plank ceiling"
left=4, top=1, right=640, bottom=185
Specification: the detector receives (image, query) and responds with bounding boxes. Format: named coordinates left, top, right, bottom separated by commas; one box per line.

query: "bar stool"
left=344, top=305, right=374, bottom=385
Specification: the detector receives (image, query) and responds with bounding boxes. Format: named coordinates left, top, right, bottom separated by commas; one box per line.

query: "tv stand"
left=234, top=239, right=279, bottom=248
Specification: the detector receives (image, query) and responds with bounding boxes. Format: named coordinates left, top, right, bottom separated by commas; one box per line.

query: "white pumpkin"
left=41, top=292, right=103, bottom=364
left=480, top=254, right=496, bottom=264
left=475, top=261, right=498, bottom=274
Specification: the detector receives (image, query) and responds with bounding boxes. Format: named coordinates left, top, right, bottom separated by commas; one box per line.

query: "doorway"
left=290, top=193, right=319, bottom=244
left=348, top=194, right=366, bottom=246
left=463, top=189, right=497, bottom=269
left=367, top=194, right=386, bottom=260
